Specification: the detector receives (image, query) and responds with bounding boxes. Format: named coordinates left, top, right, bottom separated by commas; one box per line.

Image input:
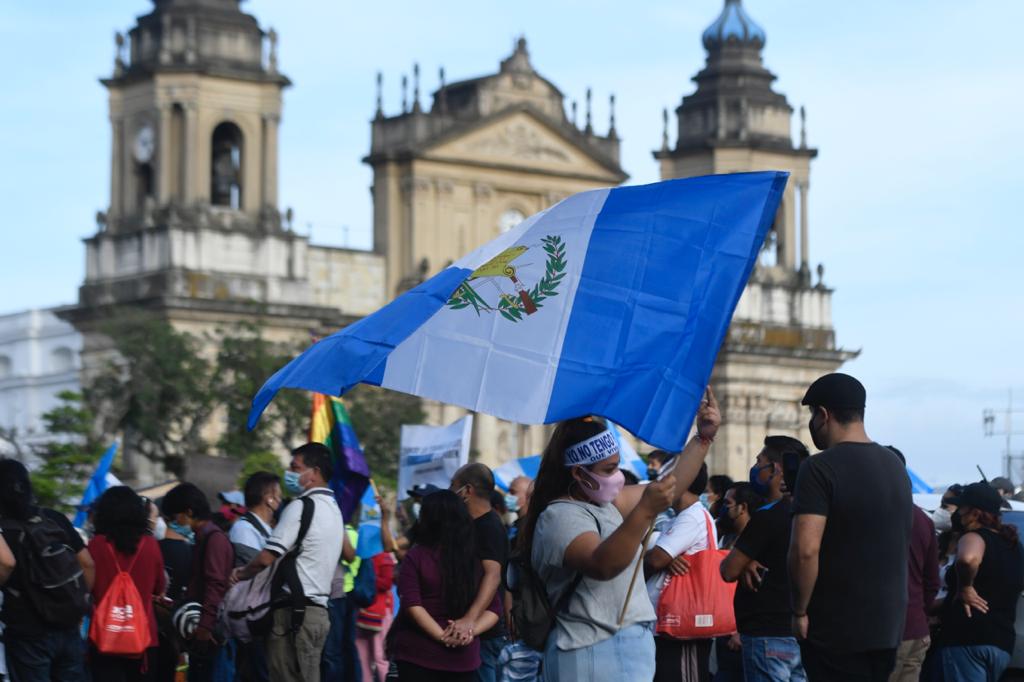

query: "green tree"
left=212, top=322, right=310, bottom=458
left=346, top=385, right=425, bottom=487
left=89, top=313, right=213, bottom=477
left=30, top=391, right=106, bottom=513
left=236, top=450, right=285, bottom=489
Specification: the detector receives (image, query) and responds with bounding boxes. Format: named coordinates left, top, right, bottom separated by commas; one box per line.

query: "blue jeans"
left=543, top=622, right=655, bottom=682
left=4, top=627, right=86, bottom=682
left=740, top=636, right=806, bottom=682
left=942, top=645, right=1010, bottom=682
left=322, top=597, right=362, bottom=682
left=476, top=635, right=508, bottom=682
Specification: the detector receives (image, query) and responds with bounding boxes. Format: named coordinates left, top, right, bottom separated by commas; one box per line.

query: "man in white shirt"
left=643, top=463, right=717, bottom=682
left=232, top=443, right=354, bottom=682
left=229, top=471, right=280, bottom=566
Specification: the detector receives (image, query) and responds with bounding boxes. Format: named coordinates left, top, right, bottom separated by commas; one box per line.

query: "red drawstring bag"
left=655, top=509, right=737, bottom=639
left=89, top=543, right=150, bottom=656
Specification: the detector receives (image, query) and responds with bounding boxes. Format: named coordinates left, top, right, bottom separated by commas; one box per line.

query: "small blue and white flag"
left=250, top=172, right=787, bottom=451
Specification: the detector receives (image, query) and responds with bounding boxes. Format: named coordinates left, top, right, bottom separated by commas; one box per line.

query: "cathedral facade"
left=63, top=0, right=852, bottom=480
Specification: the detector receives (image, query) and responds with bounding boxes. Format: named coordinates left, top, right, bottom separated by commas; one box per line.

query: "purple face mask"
left=578, top=467, right=626, bottom=504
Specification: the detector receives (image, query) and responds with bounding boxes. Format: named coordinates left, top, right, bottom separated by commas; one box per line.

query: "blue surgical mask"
left=698, top=492, right=711, bottom=509
left=169, top=521, right=195, bottom=545
left=284, top=470, right=303, bottom=495
left=749, top=464, right=773, bottom=497
left=504, top=494, right=520, bottom=514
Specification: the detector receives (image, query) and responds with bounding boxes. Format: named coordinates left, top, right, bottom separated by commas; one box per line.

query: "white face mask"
left=152, top=516, right=167, bottom=541
left=931, top=507, right=952, bottom=533
left=411, top=502, right=421, bottom=520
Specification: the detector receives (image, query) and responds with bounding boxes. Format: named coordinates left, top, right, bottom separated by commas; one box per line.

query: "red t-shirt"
left=88, top=533, right=167, bottom=648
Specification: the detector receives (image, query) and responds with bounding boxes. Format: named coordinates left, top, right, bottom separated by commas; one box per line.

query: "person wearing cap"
left=519, top=389, right=720, bottom=682
left=788, top=373, right=913, bottom=681
left=988, top=476, right=1015, bottom=500
left=937, top=481, right=1024, bottom=680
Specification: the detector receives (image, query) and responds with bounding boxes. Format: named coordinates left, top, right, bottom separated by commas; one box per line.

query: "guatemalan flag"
left=251, top=172, right=787, bottom=451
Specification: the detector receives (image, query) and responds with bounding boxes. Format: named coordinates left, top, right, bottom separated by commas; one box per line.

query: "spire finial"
left=800, top=105, right=807, bottom=149
left=401, top=74, right=408, bottom=114
left=113, top=31, right=126, bottom=76
left=412, top=63, right=421, bottom=113
left=584, top=88, right=593, bottom=134
left=571, top=100, right=578, bottom=128
left=375, top=72, right=383, bottom=118
left=661, top=107, right=669, bottom=151
left=438, top=67, right=448, bottom=115
left=267, top=27, right=278, bottom=73
left=608, top=94, right=617, bottom=137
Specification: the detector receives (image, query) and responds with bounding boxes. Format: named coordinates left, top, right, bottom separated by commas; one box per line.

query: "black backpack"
left=509, top=502, right=599, bottom=650
left=1, top=512, right=90, bottom=627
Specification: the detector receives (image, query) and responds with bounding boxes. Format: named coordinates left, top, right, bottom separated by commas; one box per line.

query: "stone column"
left=182, top=104, right=198, bottom=203
left=799, top=181, right=810, bottom=269
left=262, top=114, right=280, bottom=208
left=157, top=105, right=173, bottom=203
left=110, top=118, right=124, bottom=219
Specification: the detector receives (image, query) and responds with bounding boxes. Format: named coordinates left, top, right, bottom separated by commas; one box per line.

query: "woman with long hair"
left=88, top=486, right=167, bottom=681
left=521, top=389, right=720, bottom=682
left=938, top=481, right=1024, bottom=681
left=390, top=490, right=501, bottom=681
left=0, top=458, right=93, bottom=681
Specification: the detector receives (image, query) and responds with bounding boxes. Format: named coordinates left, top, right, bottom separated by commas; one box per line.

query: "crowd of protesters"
left=0, top=372, right=1022, bottom=682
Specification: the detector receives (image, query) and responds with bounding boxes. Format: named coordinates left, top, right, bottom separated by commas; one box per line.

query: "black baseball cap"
left=407, top=484, right=442, bottom=499
left=947, top=481, right=1003, bottom=515
left=801, top=373, right=866, bottom=411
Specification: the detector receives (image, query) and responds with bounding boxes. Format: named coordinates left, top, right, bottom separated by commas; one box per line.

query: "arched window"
left=51, top=347, right=74, bottom=373
left=211, top=122, right=243, bottom=209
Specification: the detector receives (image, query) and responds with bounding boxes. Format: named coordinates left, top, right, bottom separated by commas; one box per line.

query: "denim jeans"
left=321, top=597, right=362, bottom=682
left=542, top=622, right=655, bottom=682
left=4, top=626, right=86, bottom=682
left=476, top=635, right=508, bottom=682
left=740, top=636, right=806, bottom=682
left=941, top=645, right=1010, bottom=682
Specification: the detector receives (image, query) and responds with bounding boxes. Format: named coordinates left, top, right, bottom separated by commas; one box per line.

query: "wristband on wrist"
left=697, top=434, right=714, bottom=445
left=792, top=611, right=806, bottom=618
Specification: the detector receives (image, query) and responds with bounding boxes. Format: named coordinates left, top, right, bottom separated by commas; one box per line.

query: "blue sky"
left=1, top=0, right=1021, bottom=486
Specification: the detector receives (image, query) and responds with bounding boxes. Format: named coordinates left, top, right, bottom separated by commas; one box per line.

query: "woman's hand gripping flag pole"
left=617, top=387, right=721, bottom=626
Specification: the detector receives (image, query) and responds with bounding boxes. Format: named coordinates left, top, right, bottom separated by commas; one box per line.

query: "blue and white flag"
left=73, top=441, right=119, bottom=528
left=250, top=172, right=787, bottom=451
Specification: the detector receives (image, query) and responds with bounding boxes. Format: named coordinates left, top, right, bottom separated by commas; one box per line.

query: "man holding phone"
left=721, top=436, right=811, bottom=681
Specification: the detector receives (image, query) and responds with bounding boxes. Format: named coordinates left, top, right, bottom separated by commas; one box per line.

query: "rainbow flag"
left=310, top=393, right=370, bottom=521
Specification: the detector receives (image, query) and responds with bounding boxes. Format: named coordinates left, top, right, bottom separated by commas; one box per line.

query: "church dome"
left=702, top=0, right=766, bottom=51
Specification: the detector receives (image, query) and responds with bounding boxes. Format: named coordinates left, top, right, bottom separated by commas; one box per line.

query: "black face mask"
left=717, top=510, right=736, bottom=534
left=951, top=510, right=965, bottom=532
left=647, top=468, right=659, bottom=481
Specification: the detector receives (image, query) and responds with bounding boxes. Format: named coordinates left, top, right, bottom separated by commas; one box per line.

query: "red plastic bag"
left=89, top=543, right=150, bottom=656
left=655, top=510, right=737, bottom=639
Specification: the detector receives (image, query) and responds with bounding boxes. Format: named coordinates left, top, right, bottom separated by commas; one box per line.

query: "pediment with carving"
left=425, top=111, right=619, bottom=180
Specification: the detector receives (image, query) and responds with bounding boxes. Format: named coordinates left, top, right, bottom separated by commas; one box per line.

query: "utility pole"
left=983, top=389, right=1024, bottom=481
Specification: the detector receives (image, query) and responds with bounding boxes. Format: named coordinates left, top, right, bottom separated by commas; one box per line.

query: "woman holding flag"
left=520, top=388, right=720, bottom=681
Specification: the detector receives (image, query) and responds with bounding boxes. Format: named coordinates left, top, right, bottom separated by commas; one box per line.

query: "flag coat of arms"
left=251, top=172, right=787, bottom=451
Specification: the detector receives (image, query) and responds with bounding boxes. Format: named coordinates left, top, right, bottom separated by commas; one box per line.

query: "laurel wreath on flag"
left=445, top=235, right=567, bottom=322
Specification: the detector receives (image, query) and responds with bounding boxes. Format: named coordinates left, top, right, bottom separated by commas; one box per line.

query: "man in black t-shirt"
left=449, top=462, right=509, bottom=682
left=789, top=373, right=913, bottom=681
left=721, top=435, right=810, bottom=681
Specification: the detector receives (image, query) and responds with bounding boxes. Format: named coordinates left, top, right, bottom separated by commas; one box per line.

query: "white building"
left=0, top=309, right=83, bottom=457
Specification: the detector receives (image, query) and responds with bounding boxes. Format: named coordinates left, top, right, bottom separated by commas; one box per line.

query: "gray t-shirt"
left=532, top=499, right=656, bottom=651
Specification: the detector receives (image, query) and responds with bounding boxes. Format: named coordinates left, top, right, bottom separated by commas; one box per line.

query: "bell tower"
left=657, top=0, right=856, bottom=477
left=63, top=0, right=346, bottom=442
left=104, top=0, right=286, bottom=230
